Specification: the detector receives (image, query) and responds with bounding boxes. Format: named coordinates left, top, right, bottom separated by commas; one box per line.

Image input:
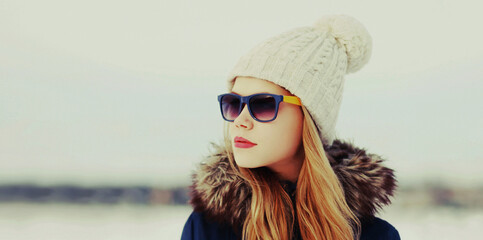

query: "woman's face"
left=229, top=76, right=304, bottom=177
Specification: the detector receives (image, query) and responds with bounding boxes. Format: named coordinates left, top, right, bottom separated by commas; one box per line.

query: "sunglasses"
left=217, top=93, right=302, bottom=122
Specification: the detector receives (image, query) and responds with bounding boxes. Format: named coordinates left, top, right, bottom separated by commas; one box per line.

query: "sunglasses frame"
left=217, top=93, right=302, bottom=122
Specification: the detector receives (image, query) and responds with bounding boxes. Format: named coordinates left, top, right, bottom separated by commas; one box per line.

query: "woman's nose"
left=234, top=104, right=253, bottom=129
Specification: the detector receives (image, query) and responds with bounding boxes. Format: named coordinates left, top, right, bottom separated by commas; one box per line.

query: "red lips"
left=234, top=136, right=257, bottom=148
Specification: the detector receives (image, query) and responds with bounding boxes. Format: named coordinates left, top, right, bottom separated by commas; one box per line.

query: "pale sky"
left=1, top=0, right=482, bottom=187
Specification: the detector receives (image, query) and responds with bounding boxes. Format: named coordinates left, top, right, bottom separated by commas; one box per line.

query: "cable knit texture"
left=226, top=14, right=372, bottom=146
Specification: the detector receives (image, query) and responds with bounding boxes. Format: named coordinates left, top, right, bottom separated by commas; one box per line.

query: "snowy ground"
left=381, top=203, right=483, bottom=239
left=0, top=203, right=482, bottom=240
left=0, top=203, right=192, bottom=240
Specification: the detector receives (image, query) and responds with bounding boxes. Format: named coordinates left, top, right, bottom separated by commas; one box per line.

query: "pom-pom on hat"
left=226, top=14, right=372, bottom=146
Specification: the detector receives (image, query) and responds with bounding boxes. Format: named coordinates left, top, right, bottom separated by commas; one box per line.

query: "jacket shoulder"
left=360, top=217, right=400, bottom=240
left=181, top=211, right=240, bottom=240
left=182, top=211, right=400, bottom=240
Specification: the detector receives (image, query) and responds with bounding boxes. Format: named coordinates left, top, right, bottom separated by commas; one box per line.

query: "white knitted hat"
left=226, top=14, right=372, bottom=146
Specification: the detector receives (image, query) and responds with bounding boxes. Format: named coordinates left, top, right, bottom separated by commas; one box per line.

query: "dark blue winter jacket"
left=181, top=210, right=400, bottom=240
left=181, top=139, right=401, bottom=240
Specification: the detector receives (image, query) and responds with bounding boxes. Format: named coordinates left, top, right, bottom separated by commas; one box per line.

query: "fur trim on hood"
left=188, top=139, right=397, bottom=228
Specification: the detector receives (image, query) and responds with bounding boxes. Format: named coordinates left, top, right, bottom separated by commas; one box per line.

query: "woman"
left=181, top=14, right=400, bottom=240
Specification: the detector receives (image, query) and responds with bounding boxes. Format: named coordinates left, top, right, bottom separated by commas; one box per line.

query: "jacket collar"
left=188, top=139, right=397, bottom=227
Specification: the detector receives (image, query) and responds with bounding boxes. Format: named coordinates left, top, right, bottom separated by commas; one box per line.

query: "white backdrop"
left=1, top=0, right=482, bottom=187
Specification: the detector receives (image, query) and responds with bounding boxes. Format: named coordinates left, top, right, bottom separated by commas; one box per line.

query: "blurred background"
left=1, top=0, right=482, bottom=239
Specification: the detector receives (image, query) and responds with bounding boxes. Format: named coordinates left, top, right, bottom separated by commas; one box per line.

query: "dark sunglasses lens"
left=221, top=95, right=241, bottom=120
left=250, top=95, right=277, bottom=121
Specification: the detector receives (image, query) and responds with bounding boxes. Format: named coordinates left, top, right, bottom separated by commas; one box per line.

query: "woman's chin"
left=234, top=159, right=263, bottom=169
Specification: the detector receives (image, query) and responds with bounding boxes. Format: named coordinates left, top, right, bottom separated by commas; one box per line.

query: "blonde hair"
left=223, top=105, right=360, bottom=240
